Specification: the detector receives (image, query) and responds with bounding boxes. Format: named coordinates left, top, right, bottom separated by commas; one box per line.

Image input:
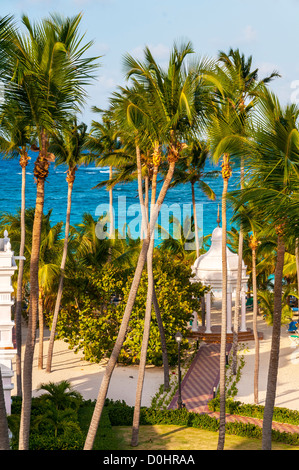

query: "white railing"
left=0, top=293, right=11, bottom=303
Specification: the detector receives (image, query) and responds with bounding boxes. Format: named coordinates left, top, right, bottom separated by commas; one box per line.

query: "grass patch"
left=114, top=425, right=299, bottom=451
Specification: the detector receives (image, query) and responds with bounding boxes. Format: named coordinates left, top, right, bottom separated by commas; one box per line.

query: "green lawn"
left=113, top=425, right=299, bottom=451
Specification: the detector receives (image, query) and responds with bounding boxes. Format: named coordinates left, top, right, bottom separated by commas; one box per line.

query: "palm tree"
left=74, top=212, right=112, bottom=268
left=0, top=103, right=33, bottom=396
left=217, top=48, right=280, bottom=378
left=45, top=118, right=90, bottom=374
left=0, top=208, right=63, bottom=369
left=170, top=139, right=218, bottom=257
left=229, top=196, right=265, bottom=404
left=296, top=239, right=299, bottom=302
left=84, top=41, right=215, bottom=450
left=206, top=50, right=277, bottom=446
left=88, top=108, right=122, bottom=238
left=37, top=217, right=63, bottom=370
left=208, top=100, right=248, bottom=449
left=7, top=13, right=99, bottom=450
left=258, top=288, right=297, bottom=326
left=36, top=380, right=82, bottom=410
left=234, top=89, right=299, bottom=450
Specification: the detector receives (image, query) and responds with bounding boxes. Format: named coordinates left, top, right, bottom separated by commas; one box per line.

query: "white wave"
left=78, top=166, right=108, bottom=171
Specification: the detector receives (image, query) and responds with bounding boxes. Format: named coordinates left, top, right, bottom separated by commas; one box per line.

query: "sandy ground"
left=11, top=326, right=165, bottom=407
left=11, top=307, right=299, bottom=411
left=235, top=309, right=299, bottom=411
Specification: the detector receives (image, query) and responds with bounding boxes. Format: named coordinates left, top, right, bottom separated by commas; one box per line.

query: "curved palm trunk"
left=262, top=234, right=285, bottom=450
left=217, top=154, right=231, bottom=451
left=46, top=168, right=76, bottom=373
left=144, top=168, right=169, bottom=391
left=231, top=230, right=243, bottom=375
left=296, top=239, right=299, bottom=305
left=84, top=158, right=176, bottom=451
left=109, top=165, right=114, bottom=238
left=15, top=151, right=29, bottom=396
left=131, top=164, right=158, bottom=447
left=153, top=285, right=170, bottom=391
left=191, top=182, right=200, bottom=258
left=231, top=160, right=244, bottom=375
left=38, top=290, right=44, bottom=370
left=251, top=237, right=259, bottom=403
left=0, top=368, right=10, bottom=450
left=19, top=146, right=49, bottom=449
left=143, top=174, right=149, bottom=240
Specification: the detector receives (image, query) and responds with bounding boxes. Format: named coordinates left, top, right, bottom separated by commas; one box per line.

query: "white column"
left=205, top=291, right=212, bottom=333
left=192, top=311, right=198, bottom=331
left=227, top=289, right=232, bottom=333
left=240, top=290, right=247, bottom=332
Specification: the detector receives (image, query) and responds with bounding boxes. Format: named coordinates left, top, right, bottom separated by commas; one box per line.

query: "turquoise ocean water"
left=0, top=153, right=241, bottom=245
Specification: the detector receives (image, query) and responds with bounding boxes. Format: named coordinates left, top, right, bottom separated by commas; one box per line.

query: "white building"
left=0, top=231, right=18, bottom=415
left=191, top=223, right=249, bottom=334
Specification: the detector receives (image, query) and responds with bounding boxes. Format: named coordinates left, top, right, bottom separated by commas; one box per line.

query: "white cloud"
left=257, top=61, right=282, bottom=79
left=97, top=74, right=117, bottom=90
left=130, top=43, right=170, bottom=61
left=242, top=25, right=257, bottom=43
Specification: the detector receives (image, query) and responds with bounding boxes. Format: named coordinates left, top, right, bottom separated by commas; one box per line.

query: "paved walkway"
left=169, top=343, right=223, bottom=413
left=169, top=342, right=299, bottom=436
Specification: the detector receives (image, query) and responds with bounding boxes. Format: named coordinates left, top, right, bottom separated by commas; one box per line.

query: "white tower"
left=0, top=231, right=18, bottom=414
left=191, top=224, right=249, bottom=334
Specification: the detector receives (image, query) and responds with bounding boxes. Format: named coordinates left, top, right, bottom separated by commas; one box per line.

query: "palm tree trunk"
left=131, top=235, right=155, bottom=447
left=145, top=167, right=169, bottom=391
left=0, top=368, right=10, bottom=450
left=153, top=285, right=170, bottom=390
left=231, top=160, right=244, bottom=375
left=131, top=164, right=158, bottom=447
left=19, top=135, right=49, bottom=450
left=251, top=238, right=259, bottom=404
left=144, top=174, right=149, bottom=240
left=296, top=238, right=299, bottom=304
left=262, top=234, right=285, bottom=450
left=15, top=153, right=28, bottom=396
left=217, top=154, right=231, bottom=451
left=19, top=173, right=46, bottom=450
left=38, top=292, right=44, bottom=370
left=109, top=165, right=114, bottom=238
left=191, top=182, right=200, bottom=258
left=46, top=171, right=75, bottom=373
left=84, top=159, right=176, bottom=451
left=231, top=230, right=243, bottom=376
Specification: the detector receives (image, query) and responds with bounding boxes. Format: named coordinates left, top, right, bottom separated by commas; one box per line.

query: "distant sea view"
left=0, top=154, right=241, bottom=245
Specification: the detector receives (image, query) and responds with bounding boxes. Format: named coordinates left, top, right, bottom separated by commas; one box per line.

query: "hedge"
left=9, top=397, right=299, bottom=449
left=208, top=397, right=299, bottom=426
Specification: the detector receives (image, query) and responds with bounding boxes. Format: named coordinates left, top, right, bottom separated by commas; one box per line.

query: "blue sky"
left=3, top=0, right=299, bottom=125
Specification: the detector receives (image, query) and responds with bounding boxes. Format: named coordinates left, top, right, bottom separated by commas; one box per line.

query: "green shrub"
left=140, top=408, right=191, bottom=426
left=104, top=399, right=134, bottom=426
left=28, top=433, right=85, bottom=450
left=208, top=398, right=299, bottom=426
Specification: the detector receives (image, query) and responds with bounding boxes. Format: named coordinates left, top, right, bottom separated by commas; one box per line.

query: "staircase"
left=169, top=343, right=228, bottom=413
